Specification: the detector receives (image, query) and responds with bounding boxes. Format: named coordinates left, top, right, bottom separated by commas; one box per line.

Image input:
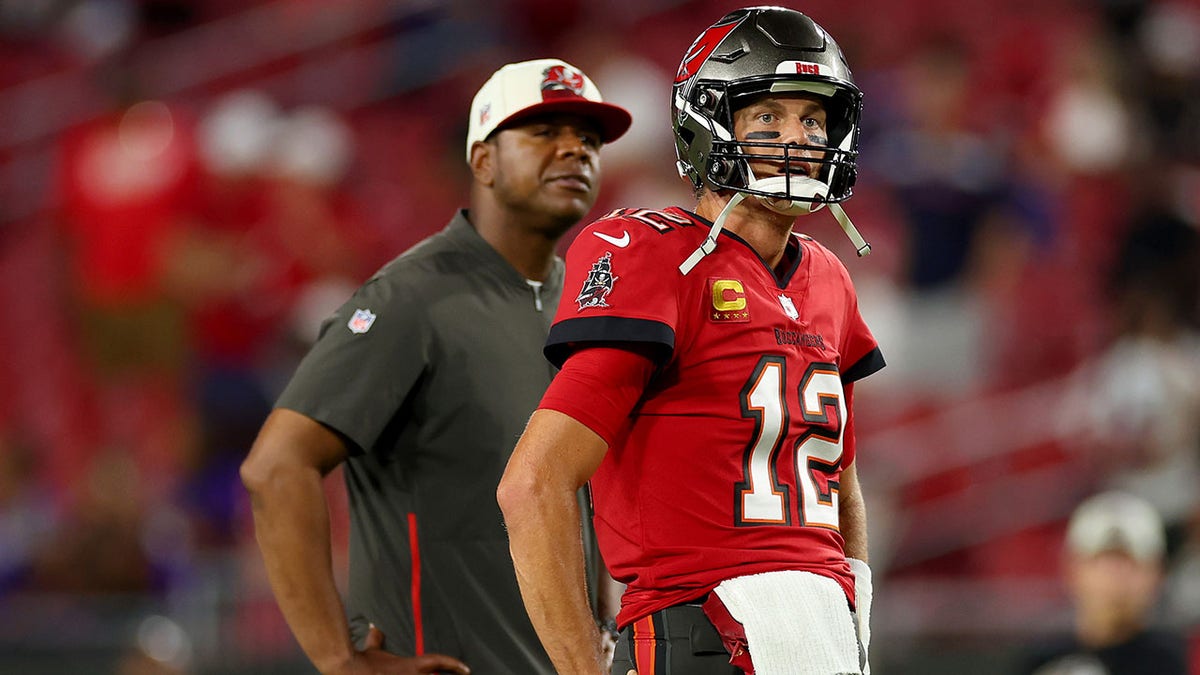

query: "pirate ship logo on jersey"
left=575, top=252, right=618, bottom=310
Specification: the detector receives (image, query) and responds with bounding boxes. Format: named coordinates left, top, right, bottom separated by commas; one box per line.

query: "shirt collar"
left=446, top=210, right=564, bottom=292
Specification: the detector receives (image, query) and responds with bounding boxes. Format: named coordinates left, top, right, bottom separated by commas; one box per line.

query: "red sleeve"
left=545, top=211, right=694, bottom=367
left=538, top=345, right=657, bottom=446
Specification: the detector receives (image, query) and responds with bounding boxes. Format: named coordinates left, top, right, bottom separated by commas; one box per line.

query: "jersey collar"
left=679, top=208, right=805, bottom=288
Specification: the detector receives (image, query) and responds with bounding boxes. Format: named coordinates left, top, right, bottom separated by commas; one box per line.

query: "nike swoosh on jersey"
left=592, top=230, right=630, bottom=248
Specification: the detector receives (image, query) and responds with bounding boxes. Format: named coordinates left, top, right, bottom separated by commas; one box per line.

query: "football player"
left=499, top=7, right=882, bottom=675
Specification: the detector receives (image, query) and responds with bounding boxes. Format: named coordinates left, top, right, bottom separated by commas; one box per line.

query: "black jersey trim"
left=544, top=317, right=675, bottom=368
left=841, top=346, right=886, bottom=384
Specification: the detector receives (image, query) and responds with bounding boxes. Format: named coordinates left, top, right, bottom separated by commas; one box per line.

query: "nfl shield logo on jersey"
left=778, top=294, right=800, bottom=320
left=347, top=308, right=377, bottom=334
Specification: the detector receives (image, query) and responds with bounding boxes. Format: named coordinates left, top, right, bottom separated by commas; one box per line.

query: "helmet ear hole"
left=706, top=152, right=746, bottom=189
left=693, top=86, right=723, bottom=116
left=709, top=158, right=724, bottom=177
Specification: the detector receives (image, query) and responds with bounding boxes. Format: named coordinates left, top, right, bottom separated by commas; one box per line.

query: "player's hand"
left=600, top=629, right=617, bottom=669
left=328, top=624, right=470, bottom=675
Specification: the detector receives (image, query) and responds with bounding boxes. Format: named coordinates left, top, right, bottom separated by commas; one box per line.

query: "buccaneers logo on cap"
left=576, top=252, right=618, bottom=310
left=542, top=65, right=585, bottom=99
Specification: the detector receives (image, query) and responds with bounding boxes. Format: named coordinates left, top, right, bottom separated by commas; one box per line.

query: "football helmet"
left=673, top=7, right=863, bottom=210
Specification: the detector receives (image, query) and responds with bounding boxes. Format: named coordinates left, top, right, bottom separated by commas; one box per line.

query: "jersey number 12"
left=735, top=356, right=844, bottom=529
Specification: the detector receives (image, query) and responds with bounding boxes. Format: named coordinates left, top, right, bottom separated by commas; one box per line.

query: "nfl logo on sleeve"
left=347, top=308, right=377, bottom=334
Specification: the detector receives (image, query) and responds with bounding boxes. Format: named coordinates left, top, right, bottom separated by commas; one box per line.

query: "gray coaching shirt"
left=276, top=211, right=563, bottom=673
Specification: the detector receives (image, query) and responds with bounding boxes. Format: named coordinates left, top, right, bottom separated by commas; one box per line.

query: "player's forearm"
left=246, top=465, right=355, bottom=674
left=500, top=409, right=611, bottom=674
left=502, top=485, right=606, bottom=674
left=839, top=461, right=869, bottom=561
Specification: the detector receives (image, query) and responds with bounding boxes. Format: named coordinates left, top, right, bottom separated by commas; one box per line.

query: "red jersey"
left=544, top=207, right=884, bottom=627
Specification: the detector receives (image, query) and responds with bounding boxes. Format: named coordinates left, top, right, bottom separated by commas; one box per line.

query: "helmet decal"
left=674, top=13, right=748, bottom=84
left=778, top=61, right=836, bottom=77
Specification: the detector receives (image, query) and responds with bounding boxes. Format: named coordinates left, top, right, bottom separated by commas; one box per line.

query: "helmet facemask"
left=678, top=76, right=862, bottom=211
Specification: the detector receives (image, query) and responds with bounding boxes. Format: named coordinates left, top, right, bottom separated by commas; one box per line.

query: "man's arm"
left=498, top=408, right=610, bottom=675
left=839, top=459, right=868, bottom=562
left=839, top=459, right=873, bottom=674
left=240, top=409, right=467, bottom=675
left=241, top=409, right=354, bottom=673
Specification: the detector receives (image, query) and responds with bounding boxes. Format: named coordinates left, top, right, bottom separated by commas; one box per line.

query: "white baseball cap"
left=1065, top=491, right=1166, bottom=562
left=466, top=58, right=632, bottom=162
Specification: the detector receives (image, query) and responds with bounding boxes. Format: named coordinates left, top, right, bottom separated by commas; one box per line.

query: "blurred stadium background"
left=1, top=0, right=1198, bottom=673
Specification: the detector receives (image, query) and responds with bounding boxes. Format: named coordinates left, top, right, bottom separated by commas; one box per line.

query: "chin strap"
left=679, top=191, right=871, bottom=276
left=679, top=192, right=745, bottom=275
left=830, top=203, right=871, bottom=257
left=752, top=175, right=873, bottom=257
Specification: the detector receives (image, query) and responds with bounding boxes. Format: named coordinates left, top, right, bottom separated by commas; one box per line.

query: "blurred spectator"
left=874, top=38, right=1014, bottom=292
left=865, top=37, right=1032, bottom=396
left=57, top=75, right=197, bottom=373
left=1018, top=491, right=1189, bottom=674
left=1059, top=179, right=1200, bottom=556
left=55, top=63, right=201, bottom=491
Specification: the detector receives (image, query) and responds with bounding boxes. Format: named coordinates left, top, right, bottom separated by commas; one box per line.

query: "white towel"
left=713, top=570, right=860, bottom=675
